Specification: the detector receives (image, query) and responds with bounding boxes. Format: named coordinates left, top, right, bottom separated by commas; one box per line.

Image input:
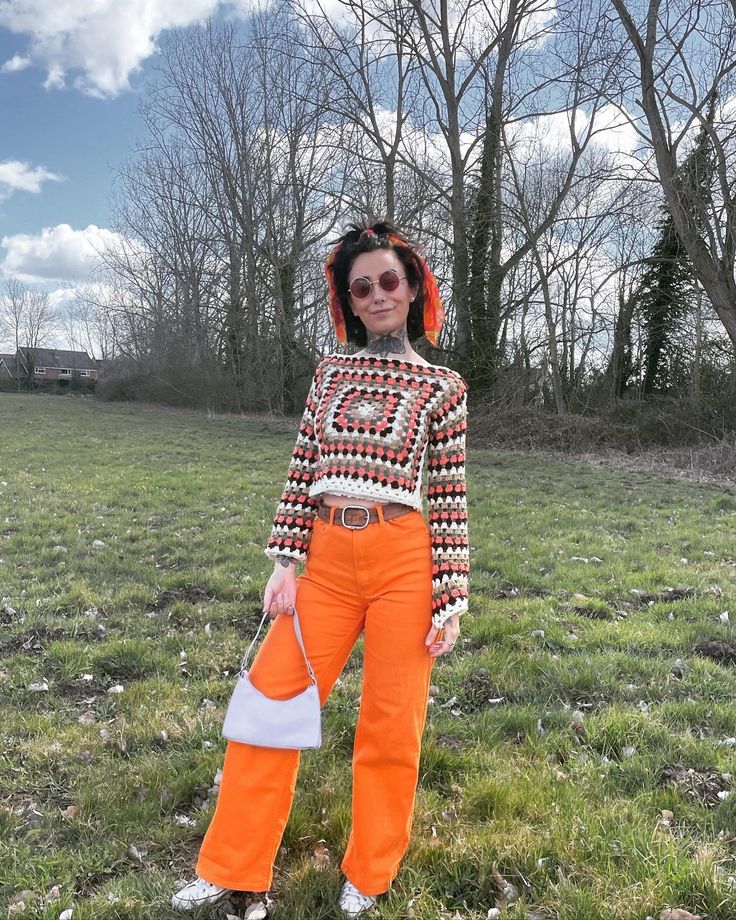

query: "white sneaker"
left=171, top=877, right=232, bottom=911
left=338, top=878, right=377, bottom=917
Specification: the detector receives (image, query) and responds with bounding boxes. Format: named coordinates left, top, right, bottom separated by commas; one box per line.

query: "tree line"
left=4, top=0, right=735, bottom=426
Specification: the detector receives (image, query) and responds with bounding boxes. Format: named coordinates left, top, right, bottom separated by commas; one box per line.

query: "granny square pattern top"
left=264, top=353, right=469, bottom=629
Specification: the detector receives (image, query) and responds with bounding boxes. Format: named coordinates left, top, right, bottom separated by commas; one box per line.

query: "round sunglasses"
left=348, top=269, right=407, bottom=300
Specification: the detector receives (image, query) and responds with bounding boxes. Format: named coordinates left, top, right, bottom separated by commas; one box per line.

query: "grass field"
left=2, top=393, right=736, bottom=920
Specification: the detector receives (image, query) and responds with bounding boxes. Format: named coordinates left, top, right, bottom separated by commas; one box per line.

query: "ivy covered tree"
left=638, top=209, right=693, bottom=394
left=638, top=105, right=715, bottom=395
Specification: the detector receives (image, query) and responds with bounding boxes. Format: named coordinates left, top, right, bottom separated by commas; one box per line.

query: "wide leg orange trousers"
left=196, top=504, right=440, bottom=897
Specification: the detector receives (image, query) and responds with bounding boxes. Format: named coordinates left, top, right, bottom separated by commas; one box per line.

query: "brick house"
left=0, top=347, right=99, bottom=382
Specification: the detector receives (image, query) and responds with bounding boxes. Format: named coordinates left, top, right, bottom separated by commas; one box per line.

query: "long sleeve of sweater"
left=263, top=371, right=321, bottom=563
left=426, top=376, right=469, bottom=629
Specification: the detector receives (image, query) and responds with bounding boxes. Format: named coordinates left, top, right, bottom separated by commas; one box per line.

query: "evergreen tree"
left=638, top=208, right=692, bottom=394
left=638, top=101, right=715, bottom=396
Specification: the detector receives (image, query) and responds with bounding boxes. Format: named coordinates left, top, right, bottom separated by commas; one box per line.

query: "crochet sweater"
left=264, top=353, right=469, bottom=629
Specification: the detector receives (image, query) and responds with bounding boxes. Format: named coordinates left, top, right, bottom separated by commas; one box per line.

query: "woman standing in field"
left=172, top=219, right=470, bottom=916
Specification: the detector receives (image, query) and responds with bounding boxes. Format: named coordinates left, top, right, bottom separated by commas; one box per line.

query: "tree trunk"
left=608, top=288, right=636, bottom=400
left=611, top=0, right=736, bottom=352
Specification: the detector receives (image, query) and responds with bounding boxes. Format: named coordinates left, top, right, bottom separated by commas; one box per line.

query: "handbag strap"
left=239, top=605, right=317, bottom=685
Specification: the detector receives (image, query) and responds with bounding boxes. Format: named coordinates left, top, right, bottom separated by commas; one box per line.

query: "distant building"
left=0, top=353, right=21, bottom=380
left=0, top=347, right=99, bottom=382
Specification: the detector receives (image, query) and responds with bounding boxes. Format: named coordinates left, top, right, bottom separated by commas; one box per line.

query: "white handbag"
left=222, top=604, right=322, bottom=749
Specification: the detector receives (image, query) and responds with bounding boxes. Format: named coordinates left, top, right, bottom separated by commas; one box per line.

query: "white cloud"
left=508, top=103, right=643, bottom=175
left=0, top=0, right=557, bottom=96
left=0, top=223, right=125, bottom=283
left=294, top=0, right=557, bottom=57
left=0, top=159, right=63, bottom=199
left=0, top=0, right=262, bottom=97
left=325, top=104, right=481, bottom=178
left=1, top=54, right=31, bottom=73
left=587, top=104, right=640, bottom=159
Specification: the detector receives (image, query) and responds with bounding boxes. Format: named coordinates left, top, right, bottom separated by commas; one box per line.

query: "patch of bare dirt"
left=659, top=762, right=732, bottom=806
left=152, top=584, right=215, bottom=609
left=694, top=638, right=736, bottom=666
left=0, top=625, right=72, bottom=655
left=628, top=587, right=697, bottom=606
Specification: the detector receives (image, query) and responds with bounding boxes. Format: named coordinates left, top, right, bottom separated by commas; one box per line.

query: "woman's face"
left=346, top=248, right=418, bottom=339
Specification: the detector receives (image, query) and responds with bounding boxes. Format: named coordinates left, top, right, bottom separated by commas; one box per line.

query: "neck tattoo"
left=365, top=327, right=409, bottom=358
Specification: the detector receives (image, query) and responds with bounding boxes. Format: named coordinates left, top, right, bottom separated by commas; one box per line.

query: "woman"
left=172, top=220, right=469, bottom=916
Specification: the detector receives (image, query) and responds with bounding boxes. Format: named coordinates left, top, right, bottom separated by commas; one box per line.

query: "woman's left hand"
left=425, top=613, right=460, bottom=658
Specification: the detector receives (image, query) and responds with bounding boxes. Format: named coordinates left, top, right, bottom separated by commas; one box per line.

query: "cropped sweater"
left=264, top=352, right=469, bottom=629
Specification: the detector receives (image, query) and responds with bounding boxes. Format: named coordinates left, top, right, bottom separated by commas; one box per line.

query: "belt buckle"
left=340, top=504, right=371, bottom=529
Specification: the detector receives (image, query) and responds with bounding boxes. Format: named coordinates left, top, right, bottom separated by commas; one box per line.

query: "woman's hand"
left=263, top=559, right=298, bottom=618
left=425, top=612, right=460, bottom=658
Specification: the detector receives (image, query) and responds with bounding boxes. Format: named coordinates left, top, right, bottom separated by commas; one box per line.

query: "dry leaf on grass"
left=312, top=840, right=330, bottom=866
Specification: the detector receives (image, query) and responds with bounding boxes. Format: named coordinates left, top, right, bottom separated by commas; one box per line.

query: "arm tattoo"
left=276, top=556, right=298, bottom=568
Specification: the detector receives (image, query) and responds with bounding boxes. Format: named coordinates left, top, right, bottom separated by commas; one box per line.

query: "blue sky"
left=0, top=2, right=249, bottom=354
left=0, top=0, right=281, bottom=301
left=0, top=26, right=145, bottom=245
left=0, top=30, right=146, bottom=240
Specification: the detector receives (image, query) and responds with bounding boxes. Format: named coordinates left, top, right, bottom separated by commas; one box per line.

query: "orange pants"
left=196, top=505, right=440, bottom=896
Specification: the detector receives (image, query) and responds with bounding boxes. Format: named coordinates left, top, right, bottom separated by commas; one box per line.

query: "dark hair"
left=326, top=218, right=428, bottom=346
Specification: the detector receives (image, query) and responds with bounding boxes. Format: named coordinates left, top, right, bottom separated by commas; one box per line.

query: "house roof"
left=0, top=353, right=22, bottom=376
left=20, top=347, right=96, bottom=370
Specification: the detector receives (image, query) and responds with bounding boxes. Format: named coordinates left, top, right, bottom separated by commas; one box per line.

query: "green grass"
left=2, top=393, right=736, bottom=919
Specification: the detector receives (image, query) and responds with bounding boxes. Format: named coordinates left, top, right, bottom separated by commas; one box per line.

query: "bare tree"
left=125, top=16, right=351, bottom=410
left=291, top=0, right=628, bottom=389
left=74, top=279, right=125, bottom=362
left=3, top=278, right=25, bottom=354
left=2, top=279, right=26, bottom=391
left=610, top=0, right=736, bottom=348
left=1, top=279, right=57, bottom=385
left=92, top=2, right=735, bottom=416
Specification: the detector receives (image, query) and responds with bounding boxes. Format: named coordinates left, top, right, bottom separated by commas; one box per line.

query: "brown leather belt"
left=316, top=498, right=414, bottom=529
